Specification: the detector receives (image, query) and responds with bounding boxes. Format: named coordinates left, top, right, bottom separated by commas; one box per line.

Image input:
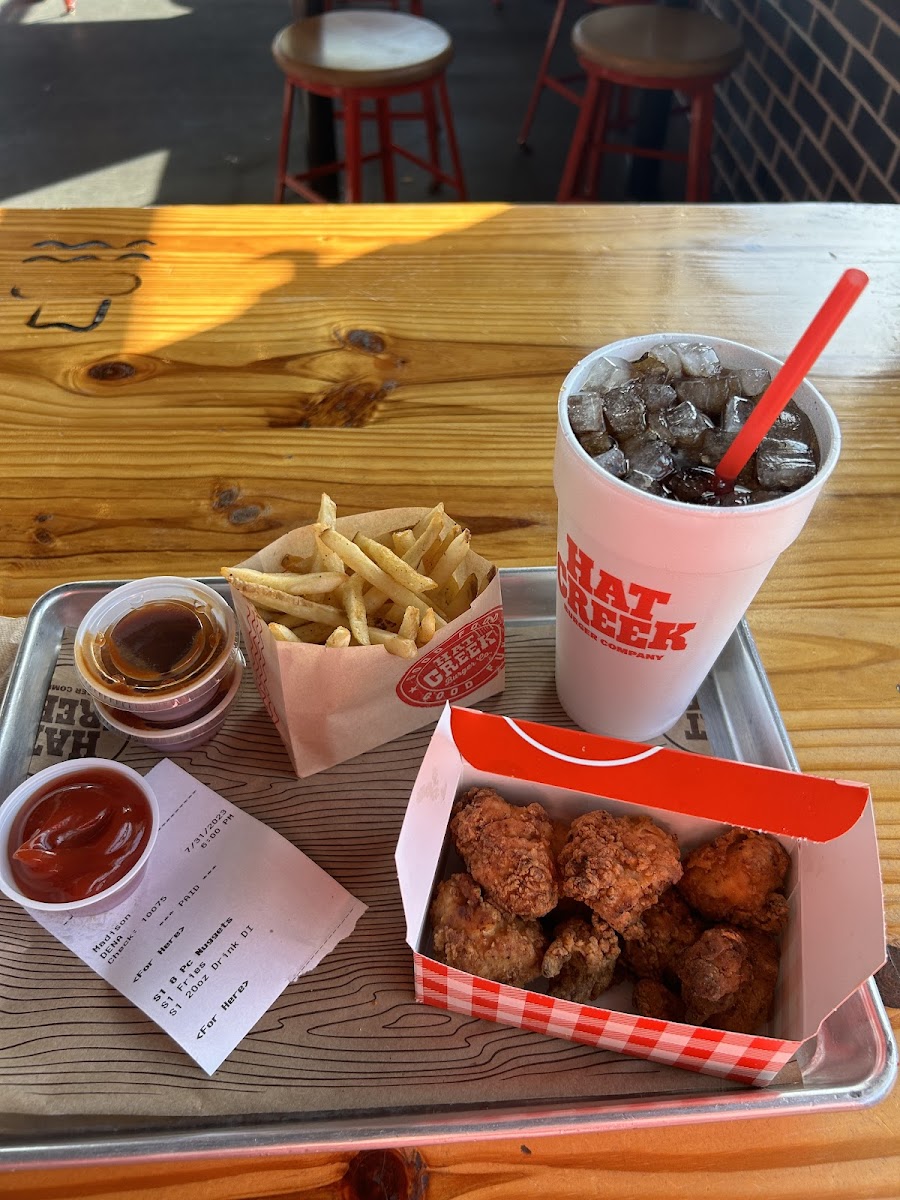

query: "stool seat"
left=272, top=10, right=466, bottom=204
left=557, top=6, right=743, bottom=203
left=517, top=0, right=653, bottom=149
left=573, top=7, right=744, bottom=82
left=272, top=11, right=453, bottom=91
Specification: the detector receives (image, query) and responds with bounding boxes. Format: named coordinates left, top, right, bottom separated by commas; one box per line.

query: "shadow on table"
left=0, top=203, right=593, bottom=582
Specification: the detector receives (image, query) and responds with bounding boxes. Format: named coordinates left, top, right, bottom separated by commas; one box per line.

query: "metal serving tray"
left=0, top=567, right=894, bottom=1168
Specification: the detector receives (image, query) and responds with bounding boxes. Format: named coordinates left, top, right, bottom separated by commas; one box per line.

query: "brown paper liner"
left=0, top=619, right=801, bottom=1132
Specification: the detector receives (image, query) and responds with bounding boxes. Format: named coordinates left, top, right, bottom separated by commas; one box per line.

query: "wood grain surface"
left=0, top=203, right=897, bottom=1199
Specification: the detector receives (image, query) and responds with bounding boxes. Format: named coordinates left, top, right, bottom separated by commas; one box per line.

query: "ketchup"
left=8, top=768, right=153, bottom=903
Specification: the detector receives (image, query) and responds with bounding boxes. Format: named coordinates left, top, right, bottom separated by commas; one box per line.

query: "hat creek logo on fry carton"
left=397, top=608, right=505, bottom=707
left=223, top=497, right=505, bottom=778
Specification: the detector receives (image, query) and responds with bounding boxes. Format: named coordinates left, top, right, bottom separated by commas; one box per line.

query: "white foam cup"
left=554, top=333, right=841, bottom=740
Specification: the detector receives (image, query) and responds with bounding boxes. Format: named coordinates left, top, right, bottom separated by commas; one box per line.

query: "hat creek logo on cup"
left=558, top=534, right=697, bottom=662
left=397, top=608, right=505, bottom=707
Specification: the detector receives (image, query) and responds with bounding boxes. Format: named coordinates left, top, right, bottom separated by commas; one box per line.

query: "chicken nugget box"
left=396, top=706, right=886, bottom=1086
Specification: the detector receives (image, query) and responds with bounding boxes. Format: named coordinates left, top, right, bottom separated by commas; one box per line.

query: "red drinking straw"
left=715, top=267, right=869, bottom=486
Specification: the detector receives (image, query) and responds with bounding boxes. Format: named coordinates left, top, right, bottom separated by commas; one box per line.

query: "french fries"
left=222, top=494, right=492, bottom=658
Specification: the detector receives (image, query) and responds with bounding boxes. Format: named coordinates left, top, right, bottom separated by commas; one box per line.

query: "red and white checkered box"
left=396, top=706, right=886, bottom=1087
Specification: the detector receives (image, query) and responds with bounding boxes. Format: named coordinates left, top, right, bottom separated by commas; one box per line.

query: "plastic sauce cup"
left=0, top=759, right=159, bottom=916
left=93, top=652, right=243, bottom=752
left=74, top=577, right=237, bottom=723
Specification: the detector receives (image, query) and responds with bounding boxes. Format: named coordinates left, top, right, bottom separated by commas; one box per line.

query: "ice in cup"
left=554, top=334, right=841, bottom=741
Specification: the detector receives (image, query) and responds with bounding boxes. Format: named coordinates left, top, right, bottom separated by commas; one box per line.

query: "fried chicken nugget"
left=558, top=809, right=682, bottom=933
left=429, top=873, right=547, bottom=988
left=633, top=978, right=685, bottom=1023
left=676, top=925, right=780, bottom=1034
left=678, top=828, right=791, bottom=934
left=621, top=886, right=706, bottom=984
left=450, top=787, right=559, bottom=919
left=541, top=914, right=620, bottom=1003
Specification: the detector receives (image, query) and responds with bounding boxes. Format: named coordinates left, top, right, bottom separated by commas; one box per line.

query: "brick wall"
left=698, top=0, right=899, bottom=202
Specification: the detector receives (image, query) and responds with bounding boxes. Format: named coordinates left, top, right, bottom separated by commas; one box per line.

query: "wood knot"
left=227, top=505, right=263, bottom=526
left=211, top=484, right=278, bottom=533
left=342, top=1149, right=426, bottom=1200
left=212, top=486, right=241, bottom=511
left=343, top=329, right=386, bottom=355
left=32, top=526, right=55, bottom=547
left=87, top=360, right=136, bottom=381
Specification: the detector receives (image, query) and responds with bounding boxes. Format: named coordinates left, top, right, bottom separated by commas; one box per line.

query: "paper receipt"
left=31, top=760, right=367, bottom=1074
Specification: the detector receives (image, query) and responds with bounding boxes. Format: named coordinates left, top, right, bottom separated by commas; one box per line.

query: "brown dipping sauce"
left=93, top=599, right=226, bottom=695
left=9, top=768, right=154, bottom=903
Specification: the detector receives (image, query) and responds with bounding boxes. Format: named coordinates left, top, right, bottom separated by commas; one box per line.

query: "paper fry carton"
left=229, top=508, right=504, bottom=778
left=396, top=706, right=886, bottom=1086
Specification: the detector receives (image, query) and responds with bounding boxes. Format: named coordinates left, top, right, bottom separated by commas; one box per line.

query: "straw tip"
left=843, top=267, right=869, bottom=290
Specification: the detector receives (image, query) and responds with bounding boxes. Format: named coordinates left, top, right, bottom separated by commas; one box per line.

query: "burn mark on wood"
left=26, top=298, right=111, bottom=332
left=31, top=239, right=156, bottom=250
left=268, top=380, right=391, bottom=429
left=24, top=254, right=101, bottom=263
left=15, top=239, right=151, bottom=330
left=32, top=240, right=113, bottom=250
left=88, top=361, right=137, bottom=382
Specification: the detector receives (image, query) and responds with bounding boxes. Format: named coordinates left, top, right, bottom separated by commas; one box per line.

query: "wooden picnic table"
left=0, top=201, right=897, bottom=1199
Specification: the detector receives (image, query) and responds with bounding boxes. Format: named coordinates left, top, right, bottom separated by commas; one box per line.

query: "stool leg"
left=556, top=73, right=601, bottom=203
left=275, top=79, right=294, bottom=204
left=584, top=80, right=613, bottom=200
left=517, top=0, right=568, bottom=147
left=423, top=84, right=441, bottom=192
left=343, top=92, right=363, bottom=202
left=437, top=76, right=467, bottom=200
left=687, top=87, right=714, bottom=202
left=376, top=97, right=397, bottom=202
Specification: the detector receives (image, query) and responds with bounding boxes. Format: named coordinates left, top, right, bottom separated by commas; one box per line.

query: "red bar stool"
left=272, top=10, right=467, bottom=203
left=518, top=0, right=652, bottom=149
left=556, top=6, right=743, bottom=203
left=322, top=0, right=425, bottom=12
